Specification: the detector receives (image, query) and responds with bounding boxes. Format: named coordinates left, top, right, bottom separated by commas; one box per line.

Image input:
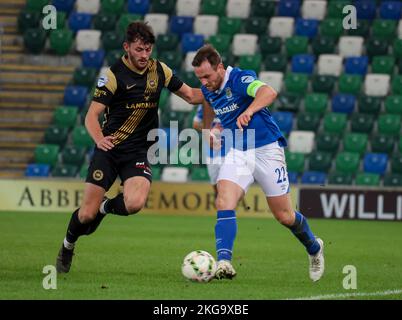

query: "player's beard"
left=208, top=73, right=224, bottom=92
left=127, top=52, right=148, bottom=71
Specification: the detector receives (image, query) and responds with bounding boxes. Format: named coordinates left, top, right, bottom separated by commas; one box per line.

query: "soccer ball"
left=181, top=250, right=217, bottom=282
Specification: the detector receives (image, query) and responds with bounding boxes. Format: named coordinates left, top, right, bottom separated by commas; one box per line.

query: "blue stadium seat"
left=52, top=0, right=75, bottom=14
left=344, top=56, right=369, bottom=75
left=291, top=54, right=315, bottom=74
left=64, top=85, right=89, bottom=109
left=355, top=0, right=376, bottom=20
left=379, top=1, right=402, bottom=20
left=181, top=33, right=204, bottom=54
left=287, top=171, right=299, bottom=184
left=128, top=0, right=150, bottom=15
left=301, top=171, right=326, bottom=185
left=364, top=153, right=388, bottom=174
left=295, top=19, right=319, bottom=39
left=25, top=164, right=50, bottom=177
left=68, top=12, right=92, bottom=33
left=272, top=111, right=294, bottom=135
left=278, top=0, right=301, bottom=17
left=332, top=94, right=356, bottom=114
left=170, top=16, right=194, bottom=38
left=82, top=50, right=105, bottom=69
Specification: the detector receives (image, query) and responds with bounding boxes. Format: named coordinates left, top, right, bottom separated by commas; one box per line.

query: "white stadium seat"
left=176, top=0, right=201, bottom=17
left=258, top=71, right=283, bottom=93
left=144, top=14, right=169, bottom=36
left=98, top=66, right=110, bottom=78
left=232, top=34, right=258, bottom=56
left=194, top=15, right=219, bottom=38
left=170, top=93, right=193, bottom=112
left=364, top=74, right=390, bottom=97
left=269, top=17, right=294, bottom=39
left=317, top=54, right=343, bottom=76
left=288, top=131, right=315, bottom=154
left=338, top=36, right=364, bottom=57
left=398, top=19, right=402, bottom=38
left=226, top=0, right=251, bottom=18
left=75, top=30, right=101, bottom=52
left=162, top=167, right=189, bottom=183
left=76, top=0, right=100, bottom=14
left=301, top=0, right=327, bottom=20
left=184, top=52, right=197, bottom=72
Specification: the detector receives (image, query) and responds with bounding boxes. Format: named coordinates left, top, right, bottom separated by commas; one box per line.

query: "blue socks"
left=289, top=211, right=320, bottom=255
left=215, top=210, right=237, bottom=261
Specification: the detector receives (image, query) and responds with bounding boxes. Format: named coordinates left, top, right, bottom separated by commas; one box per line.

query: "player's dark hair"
left=192, top=45, right=222, bottom=69
left=126, top=21, right=155, bottom=45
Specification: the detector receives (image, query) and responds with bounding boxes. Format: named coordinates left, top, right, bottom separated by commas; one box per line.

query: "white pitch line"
left=288, top=289, right=402, bottom=300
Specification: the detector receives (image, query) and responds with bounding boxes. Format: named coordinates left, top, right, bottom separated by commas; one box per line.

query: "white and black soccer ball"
left=181, top=250, right=217, bottom=283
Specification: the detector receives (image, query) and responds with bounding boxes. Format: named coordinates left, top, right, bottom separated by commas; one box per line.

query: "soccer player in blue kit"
left=192, top=45, right=324, bottom=281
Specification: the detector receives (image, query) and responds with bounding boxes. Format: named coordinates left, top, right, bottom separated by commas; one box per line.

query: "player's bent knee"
left=78, top=208, right=98, bottom=224
left=273, top=209, right=294, bottom=226
left=215, top=196, right=236, bottom=211
left=125, top=198, right=146, bottom=215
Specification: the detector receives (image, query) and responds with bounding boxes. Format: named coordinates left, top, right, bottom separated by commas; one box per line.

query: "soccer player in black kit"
left=56, top=22, right=203, bottom=273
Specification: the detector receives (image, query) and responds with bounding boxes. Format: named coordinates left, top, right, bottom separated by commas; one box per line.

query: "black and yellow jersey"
left=92, top=55, right=183, bottom=153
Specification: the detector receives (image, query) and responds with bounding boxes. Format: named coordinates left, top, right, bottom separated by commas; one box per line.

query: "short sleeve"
left=92, top=69, right=117, bottom=106
left=233, top=70, right=258, bottom=97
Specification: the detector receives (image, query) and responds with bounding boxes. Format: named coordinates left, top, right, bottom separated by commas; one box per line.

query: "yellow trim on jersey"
left=159, top=61, right=173, bottom=87
left=104, top=69, right=118, bottom=94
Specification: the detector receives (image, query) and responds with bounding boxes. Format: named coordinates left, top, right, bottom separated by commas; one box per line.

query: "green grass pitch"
left=0, top=211, right=401, bottom=300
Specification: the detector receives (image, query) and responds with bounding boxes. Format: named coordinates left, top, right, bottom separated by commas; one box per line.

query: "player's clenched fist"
left=236, top=110, right=254, bottom=130
left=97, top=135, right=116, bottom=151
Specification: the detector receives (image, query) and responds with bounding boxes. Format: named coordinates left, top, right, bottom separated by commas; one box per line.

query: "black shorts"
left=86, top=148, right=152, bottom=191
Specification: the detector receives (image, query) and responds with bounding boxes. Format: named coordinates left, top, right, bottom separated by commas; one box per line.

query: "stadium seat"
left=251, top=0, right=276, bottom=18
left=356, top=172, right=380, bottom=186
left=284, top=73, right=308, bottom=95
left=351, top=113, right=375, bottom=134
left=285, top=36, right=309, bottom=56
left=170, top=16, right=194, bottom=37
left=72, top=125, right=93, bottom=148
left=52, top=0, right=75, bottom=13
left=206, top=34, right=231, bottom=54
left=159, top=51, right=182, bottom=71
left=301, top=0, right=326, bottom=20
left=76, top=0, right=100, bottom=14
left=372, top=56, right=395, bottom=75
left=323, top=112, right=347, bottom=133
left=358, top=95, right=382, bottom=114
left=311, top=75, right=336, bottom=94
left=117, top=14, right=142, bottom=34
left=34, top=144, right=60, bottom=167
left=106, top=50, right=123, bottom=66
left=320, top=18, right=344, bottom=38
left=264, top=54, right=288, bottom=72
left=156, top=33, right=179, bottom=52
left=391, top=154, right=402, bottom=174
left=304, top=93, right=328, bottom=114
left=269, top=17, right=295, bottom=39
left=202, top=0, right=226, bottom=15
left=311, top=36, right=336, bottom=55
left=355, top=0, right=376, bottom=20
left=170, top=94, right=193, bottom=112
left=380, top=1, right=402, bottom=20
left=152, top=0, right=176, bottom=14
left=259, top=36, right=282, bottom=56
left=102, top=31, right=124, bottom=52
left=287, top=171, right=299, bottom=184
left=378, top=114, right=401, bottom=136
left=338, top=75, right=362, bottom=95
left=327, top=172, right=353, bottom=185
left=316, top=132, right=340, bottom=154
left=53, top=106, right=78, bottom=128
left=245, top=17, right=268, bottom=36
left=161, top=167, right=189, bottom=183
left=68, top=13, right=92, bottom=33
left=128, top=0, right=150, bottom=15
left=398, top=19, right=402, bottom=38
left=301, top=171, right=326, bottom=185
left=327, top=0, right=350, bottom=19
left=44, top=126, right=68, bottom=147
left=297, top=112, right=320, bottom=132
left=82, top=50, right=105, bottom=69
left=73, top=67, right=97, bottom=88
left=332, top=94, right=356, bottom=113
left=101, top=0, right=125, bottom=14
left=144, top=14, right=169, bottom=36
left=176, top=0, right=200, bottom=16
left=181, top=33, right=204, bottom=54
left=363, top=153, right=388, bottom=175
left=179, top=71, right=200, bottom=88
left=49, top=29, right=73, bottom=55
left=259, top=71, right=283, bottom=93
left=295, top=18, right=318, bottom=39
left=76, top=30, right=101, bottom=52
left=336, top=152, right=360, bottom=174
left=191, top=167, right=209, bottom=181
left=317, top=54, right=343, bottom=77
left=394, top=39, right=402, bottom=61
left=288, top=130, right=315, bottom=154
left=291, top=54, right=315, bottom=74
left=385, top=95, right=402, bottom=115
left=158, top=89, right=170, bottom=112
left=93, top=14, right=117, bottom=32
left=26, top=0, right=49, bottom=12
left=184, top=52, right=197, bottom=71
left=274, top=93, right=301, bottom=113
left=344, top=133, right=368, bottom=155
left=52, top=164, right=78, bottom=178
left=372, top=19, right=397, bottom=41
left=366, top=38, right=389, bottom=58
left=54, top=11, right=67, bottom=29
left=383, top=173, right=402, bottom=187
left=338, top=36, right=364, bottom=57
left=278, top=0, right=301, bottom=18
left=347, top=19, right=371, bottom=37
left=25, top=164, right=50, bottom=177
left=218, top=17, right=243, bottom=36
left=233, top=34, right=258, bottom=56
left=62, top=146, right=87, bottom=167
left=194, top=15, right=219, bottom=38
left=18, top=11, right=40, bottom=33
left=23, top=28, right=47, bottom=54
left=64, top=86, right=88, bottom=109
left=272, top=111, right=293, bottom=135
left=308, top=151, right=332, bottom=172
left=371, top=134, right=395, bottom=154
left=285, top=151, right=305, bottom=173
left=239, top=54, right=262, bottom=73
left=344, top=56, right=369, bottom=75
left=226, top=0, right=251, bottom=19
left=364, top=74, right=390, bottom=97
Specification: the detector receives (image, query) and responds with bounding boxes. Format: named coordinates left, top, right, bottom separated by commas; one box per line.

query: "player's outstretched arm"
left=174, top=83, right=204, bottom=104
left=85, top=101, right=115, bottom=151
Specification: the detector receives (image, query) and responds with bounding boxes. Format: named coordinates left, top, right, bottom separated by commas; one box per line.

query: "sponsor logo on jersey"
left=93, top=170, right=104, bottom=181
left=241, top=75, right=255, bottom=84
left=225, top=87, right=233, bottom=100
left=97, top=75, right=108, bottom=87
left=214, top=103, right=239, bottom=116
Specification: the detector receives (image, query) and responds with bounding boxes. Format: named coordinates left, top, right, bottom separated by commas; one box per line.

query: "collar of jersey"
left=122, top=55, right=150, bottom=75
left=214, top=66, right=233, bottom=94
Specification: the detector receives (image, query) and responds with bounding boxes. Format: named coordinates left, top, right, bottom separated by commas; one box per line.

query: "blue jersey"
left=201, top=66, right=286, bottom=150
left=192, top=105, right=220, bottom=127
